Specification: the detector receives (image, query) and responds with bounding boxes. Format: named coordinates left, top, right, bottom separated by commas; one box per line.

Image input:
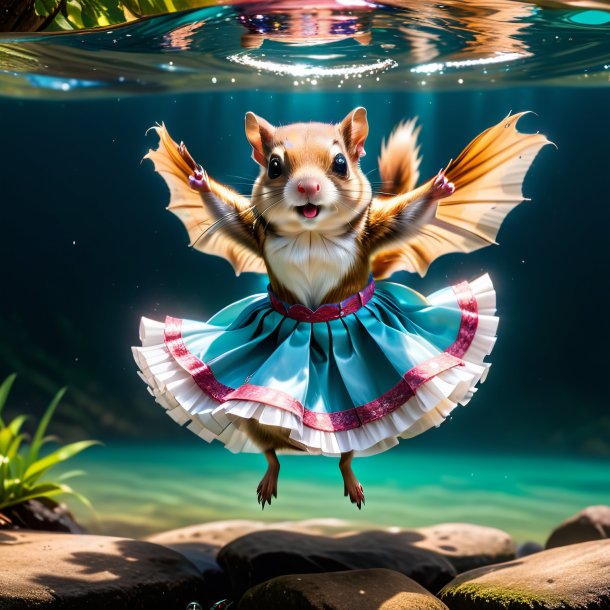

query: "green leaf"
left=7, top=434, right=26, bottom=460
left=41, top=434, right=60, bottom=446
left=34, top=0, right=61, bottom=18
left=27, top=387, right=66, bottom=465
left=9, top=454, right=24, bottom=480
left=0, top=428, right=14, bottom=455
left=61, top=485, right=94, bottom=511
left=0, top=373, right=17, bottom=425
left=24, top=440, right=100, bottom=483
left=8, top=415, right=29, bottom=438
left=0, top=375, right=99, bottom=514
left=47, top=12, right=75, bottom=31
left=65, top=0, right=85, bottom=28
left=0, top=481, right=68, bottom=510
left=8, top=454, right=25, bottom=496
left=56, top=469, right=85, bottom=482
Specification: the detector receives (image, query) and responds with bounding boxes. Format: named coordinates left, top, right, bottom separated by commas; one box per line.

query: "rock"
left=146, top=518, right=355, bottom=556
left=0, top=498, right=85, bottom=534
left=439, top=539, right=610, bottom=610
left=546, top=505, right=610, bottom=549
left=0, top=529, right=205, bottom=610
left=412, top=523, right=516, bottom=572
left=146, top=519, right=353, bottom=606
left=237, top=568, right=449, bottom=610
left=517, top=541, right=544, bottom=557
left=218, top=529, right=456, bottom=599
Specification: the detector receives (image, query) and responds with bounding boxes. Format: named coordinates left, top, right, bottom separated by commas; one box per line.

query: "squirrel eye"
left=332, top=153, right=348, bottom=177
left=268, top=155, right=282, bottom=179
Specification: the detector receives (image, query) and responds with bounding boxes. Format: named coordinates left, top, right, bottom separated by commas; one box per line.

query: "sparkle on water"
left=0, top=0, right=609, bottom=98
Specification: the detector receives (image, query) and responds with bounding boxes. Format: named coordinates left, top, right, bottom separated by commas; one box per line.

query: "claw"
left=178, top=140, right=197, bottom=171
left=256, top=458, right=279, bottom=509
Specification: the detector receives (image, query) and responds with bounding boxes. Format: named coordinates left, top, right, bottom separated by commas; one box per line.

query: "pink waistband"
left=267, top=277, right=376, bottom=323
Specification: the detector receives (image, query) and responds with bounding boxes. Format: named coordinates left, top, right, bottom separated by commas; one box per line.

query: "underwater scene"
left=1, top=1, right=609, bottom=608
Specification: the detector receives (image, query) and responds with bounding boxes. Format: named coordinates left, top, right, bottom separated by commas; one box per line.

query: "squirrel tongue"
left=303, top=203, right=319, bottom=218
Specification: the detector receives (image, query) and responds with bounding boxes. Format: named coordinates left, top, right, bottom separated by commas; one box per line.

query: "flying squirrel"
left=144, top=108, right=550, bottom=508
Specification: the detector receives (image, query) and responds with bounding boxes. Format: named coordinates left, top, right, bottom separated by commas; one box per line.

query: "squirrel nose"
left=297, top=179, right=321, bottom=198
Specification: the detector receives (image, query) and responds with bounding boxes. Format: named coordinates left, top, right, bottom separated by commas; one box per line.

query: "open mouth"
left=297, top=203, right=320, bottom=219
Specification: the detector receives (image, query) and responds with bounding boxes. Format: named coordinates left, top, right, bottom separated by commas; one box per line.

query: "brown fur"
left=241, top=418, right=306, bottom=452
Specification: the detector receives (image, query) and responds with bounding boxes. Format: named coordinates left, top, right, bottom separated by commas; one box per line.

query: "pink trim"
left=225, top=384, right=303, bottom=419
left=164, top=317, right=232, bottom=403
left=268, top=277, right=375, bottom=323
left=163, top=280, right=479, bottom=433
left=447, top=281, right=478, bottom=359
left=355, top=352, right=462, bottom=429
left=304, top=408, right=360, bottom=432
left=208, top=352, right=461, bottom=433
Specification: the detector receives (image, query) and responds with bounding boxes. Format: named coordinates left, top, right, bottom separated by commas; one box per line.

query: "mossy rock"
left=439, top=539, right=610, bottom=609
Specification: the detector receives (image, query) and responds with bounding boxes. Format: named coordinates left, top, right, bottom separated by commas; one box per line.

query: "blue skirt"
left=132, top=274, right=498, bottom=456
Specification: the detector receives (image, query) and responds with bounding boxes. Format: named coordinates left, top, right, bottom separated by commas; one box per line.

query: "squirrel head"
left=245, top=107, right=372, bottom=235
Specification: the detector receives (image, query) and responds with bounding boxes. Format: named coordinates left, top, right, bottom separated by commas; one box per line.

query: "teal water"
left=69, top=443, right=610, bottom=543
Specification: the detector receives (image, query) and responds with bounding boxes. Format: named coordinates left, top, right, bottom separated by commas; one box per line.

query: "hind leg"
left=241, top=418, right=304, bottom=509
left=340, top=450, right=365, bottom=509
left=257, top=449, right=279, bottom=509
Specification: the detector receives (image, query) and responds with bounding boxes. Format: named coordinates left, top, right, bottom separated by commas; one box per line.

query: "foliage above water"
left=34, top=0, right=216, bottom=31
left=0, top=374, right=99, bottom=513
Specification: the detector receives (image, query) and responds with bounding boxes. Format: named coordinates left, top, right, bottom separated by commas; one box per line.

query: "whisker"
left=257, top=195, right=287, bottom=233
left=331, top=203, right=357, bottom=233
left=191, top=211, right=239, bottom=248
left=226, top=173, right=259, bottom=182
left=337, top=188, right=400, bottom=197
left=189, top=194, right=283, bottom=246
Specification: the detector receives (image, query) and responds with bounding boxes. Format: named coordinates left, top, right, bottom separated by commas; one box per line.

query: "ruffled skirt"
left=132, top=274, right=498, bottom=456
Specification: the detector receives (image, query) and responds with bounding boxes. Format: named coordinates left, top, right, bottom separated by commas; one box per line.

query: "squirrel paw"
left=431, top=169, right=455, bottom=199
left=188, top=165, right=211, bottom=193
left=257, top=466, right=278, bottom=510
left=343, top=475, right=365, bottom=510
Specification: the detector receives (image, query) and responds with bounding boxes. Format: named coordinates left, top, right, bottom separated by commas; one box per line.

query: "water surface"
left=1, top=0, right=610, bottom=98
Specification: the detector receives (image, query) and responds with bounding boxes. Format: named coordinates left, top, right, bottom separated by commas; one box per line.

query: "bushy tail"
left=378, top=118, right=422, bottom=196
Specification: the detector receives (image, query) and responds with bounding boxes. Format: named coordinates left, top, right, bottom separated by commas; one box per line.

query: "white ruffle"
left=132, top=273, right=498, bottom=457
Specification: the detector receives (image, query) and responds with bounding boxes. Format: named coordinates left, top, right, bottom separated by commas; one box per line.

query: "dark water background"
left=1, top=0, right=609, bottom=538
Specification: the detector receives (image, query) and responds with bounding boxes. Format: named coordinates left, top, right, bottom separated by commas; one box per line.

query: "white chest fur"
left=264, top=231, right=359, bottom=308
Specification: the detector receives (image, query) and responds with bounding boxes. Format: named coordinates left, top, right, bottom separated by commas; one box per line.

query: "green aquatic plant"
left=0, top=373, right=99, bottom=512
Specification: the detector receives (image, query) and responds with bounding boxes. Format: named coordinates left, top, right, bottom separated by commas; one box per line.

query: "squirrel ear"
left=339, top=107, right=369, bottom=160
left=245, top=112, right=275, bottom=166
